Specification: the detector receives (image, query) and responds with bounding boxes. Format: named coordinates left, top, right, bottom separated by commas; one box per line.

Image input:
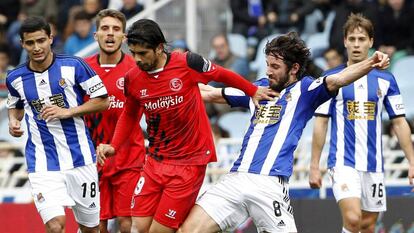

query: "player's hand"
left=370, top=51, right=390, bottom=70
left=96, top=144, right=115, bottom=166
left=252, top=86, right=279, bottom=108
left=8, top=119, right=24, bottom=137
left=309, top=168, right=322, bottom=189
left=40, top=105, right=72, bottom=121
left=408, top=163, right=414, bottom=192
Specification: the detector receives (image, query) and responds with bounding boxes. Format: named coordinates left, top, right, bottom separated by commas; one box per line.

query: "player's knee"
left=360, top=218, right=376, bottom=233
left=78, top=225, right=99, bottom=233
left=45, top=220, right=64, bottom=233
left=343, top=211, right=361, bottom=230
left=118, top=220, right=132, bottom=233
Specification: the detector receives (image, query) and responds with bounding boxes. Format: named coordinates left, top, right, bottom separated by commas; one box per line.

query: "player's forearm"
left=111, top=109, right=136, bottom=152
left=198, top=84, right=226, bottom=104
left=326, top=57, right=375, bottom=92
left=214, top=67, right=257, bottom=97
left=69, top=96, right=109, bottom=117
left=310, top=117, right=329, bottom=169
left=393, top=118, right=414, bottom=166
left=8, top=108, right=24, bottom=122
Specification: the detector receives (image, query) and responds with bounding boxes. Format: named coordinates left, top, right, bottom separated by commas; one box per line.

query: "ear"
left=369, top=37, right=373, bottom=49
left=122, top=33, right=127, bottom=43
left=93, top=31, right=98, bottom=41
left=290, top=63, right=300, bottom=75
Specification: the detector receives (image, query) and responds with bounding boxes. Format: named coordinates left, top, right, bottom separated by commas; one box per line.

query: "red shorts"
left=131, top=156, right=206, bottom=229
left=99, top=169, right=141, bottom=220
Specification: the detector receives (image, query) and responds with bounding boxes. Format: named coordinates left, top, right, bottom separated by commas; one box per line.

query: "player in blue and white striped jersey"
left=179, top=32, right=390, bottom=233
left=6, top=16, right=108, bottom=233
left=309, top=14, right=414, bottom=233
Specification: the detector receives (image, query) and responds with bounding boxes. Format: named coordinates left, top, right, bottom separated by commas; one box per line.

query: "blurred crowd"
left=1, top=0, right=414, bottom=139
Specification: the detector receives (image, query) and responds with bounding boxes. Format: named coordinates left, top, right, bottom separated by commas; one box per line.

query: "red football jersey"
left=112, top=51, right=257, bottom=165
left=84, top=53, right=145, bottom=177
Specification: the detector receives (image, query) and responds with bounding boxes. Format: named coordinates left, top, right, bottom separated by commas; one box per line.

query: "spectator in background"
left=323, top=47, right=344, bottom=69
left=265, top=0, right=315, bottom=35
left=329, top=0, right=379, bottom=54
left=64, top=10, right=95, bottom=55
left=0, top=0, right=20, bottom=30
left=56, top=0, right=81, bottom=35
left=171, top=39, right=190, bottom=53
left=0, top=43, right=13, bottom=100
left=120, top=0, right=144, bottom=20
left=229, top=0, right=267, bottom=39
left=377, top=0, right=414, bottom=66
left=20, top=0, right=57, bottom=19
left=211, top=33, right=250, bottom=84
left=64, top=0, right=101, bottom=40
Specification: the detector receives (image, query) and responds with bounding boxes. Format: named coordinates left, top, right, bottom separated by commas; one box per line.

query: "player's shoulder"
left=6, top=62, right=29, bottom=83
left=254, top=77, right=270, bottom=87
left=370, top=68, right=395, bottom=80
left=323, top=64, right=346, bottom=76
left=84, top=54, right=98, bottom=65
left=55, top=54, right=89, bottom=67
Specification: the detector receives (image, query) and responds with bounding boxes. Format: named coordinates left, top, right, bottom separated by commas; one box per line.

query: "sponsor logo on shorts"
left=376, top=200, right=383, bottom=206
left=134, top=177, right=145, bottom=195
left=277, top=220, right=286, bottom=227
left=89, top=202, right=96, bottom=208
left=165, top=209, right=177, bottom=219
left=37, top=193, right=45, bottom=203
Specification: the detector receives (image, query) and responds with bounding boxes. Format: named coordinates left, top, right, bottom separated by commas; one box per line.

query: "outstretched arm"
left=391, top=117, right=414, bottom=190
left=198, top=83, right=226, bottom=104
left=325, top=51, right=389, bottom=92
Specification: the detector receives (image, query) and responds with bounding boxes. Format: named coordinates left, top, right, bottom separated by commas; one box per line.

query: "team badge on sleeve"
left=308, top=77, right=324, bottom=91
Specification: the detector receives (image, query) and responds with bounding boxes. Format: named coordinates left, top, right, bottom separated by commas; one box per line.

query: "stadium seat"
left=249, top=33, right=281, bottom=79
left=218, top=111, right=252, bottom=138
left=306, top=32, right=329, bottom=59
left=391, top=56, right=414, bottom=117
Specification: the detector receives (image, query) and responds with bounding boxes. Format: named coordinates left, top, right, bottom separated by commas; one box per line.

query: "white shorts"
left=329, top=166, right=386, bottom=212
left=197, top=172, right=297, bottom=233
left=28, top=164, right=100, bottom=227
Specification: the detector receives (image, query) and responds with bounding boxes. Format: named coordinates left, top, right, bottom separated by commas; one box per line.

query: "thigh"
left=99, top=177, right=114, bottom=220
left=113, top=169, right=142, bottom=217
left=330, top=166, right=362, bottom=202
left=154, top=165, right=206, bottom=229
left=66, top=164, right=100, bottom=228
left=196, top=173, right=250, bottom=232
left=131, top=167, right=162, bottom=218
left=28, top=171, right=75, bottom=223
left=244, top=174, right=297, bottom=233
left=360, top=172, right=386, bottom=212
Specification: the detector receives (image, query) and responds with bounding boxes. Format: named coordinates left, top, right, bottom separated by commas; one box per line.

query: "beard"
left=269, top=72, right=290, bottom=92
left=137, top=60, right=157, bottom=71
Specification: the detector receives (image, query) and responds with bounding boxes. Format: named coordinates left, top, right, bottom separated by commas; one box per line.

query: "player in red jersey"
left=84, top=9, right=145, bottom=233
left=96, top=19, right=276, bottom=233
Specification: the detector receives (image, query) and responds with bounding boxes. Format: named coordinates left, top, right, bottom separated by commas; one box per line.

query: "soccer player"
left=6, top=16, right=109, bottom=233
left=84, top=9, right=144, bottom=233
left=309, top=14, right=414, bottom=233
left=178, top=31, right=390, bottom=233
left=96, top=19, right=277, bottom=233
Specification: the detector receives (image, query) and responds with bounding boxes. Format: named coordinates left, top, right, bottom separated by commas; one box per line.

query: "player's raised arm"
left=325, top=51, right=389, bottom=92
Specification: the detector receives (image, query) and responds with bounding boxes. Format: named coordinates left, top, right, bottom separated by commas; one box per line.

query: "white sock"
left=341, top=227, right=352, bottom=233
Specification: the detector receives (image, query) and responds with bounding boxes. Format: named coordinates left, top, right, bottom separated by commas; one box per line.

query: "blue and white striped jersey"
left=315, top=64, right=405, bottom=172
left=6, top=55, right=107, bottom=173
left=224, top=76, right=333, bottom=177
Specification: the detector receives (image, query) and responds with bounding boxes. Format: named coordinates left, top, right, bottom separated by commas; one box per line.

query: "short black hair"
left=265, top=31, right=310, bottom=78
left=19, top=16, right=51, bottom=40
left=0, top=43, right=10, bottom=56
left=74, top=10, right=94, bottom=21
left=126, top=19, right=166, bottom=50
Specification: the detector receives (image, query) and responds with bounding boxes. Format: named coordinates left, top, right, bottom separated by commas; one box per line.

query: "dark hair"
left=265, top=31, right=310, bottom=78
left=0, top=43, right=10, bottom=56
left=74, top=10, right=94, bottom=21
left=343, top=13, right=374, bottom=39
left=126, top=19, right=166, bottom=50
left=96, top=9, right=127, bottom=32
left=19, top=16, right=51, bottom=40
left=323, top=47, right=342, bottom=57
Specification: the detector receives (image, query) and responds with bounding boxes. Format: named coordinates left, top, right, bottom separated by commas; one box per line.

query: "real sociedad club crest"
left=170, top=78, right=183, bottom=91
left=59, top=78, right=67, bottom=88
left=116, top=77, right=124, bottom=90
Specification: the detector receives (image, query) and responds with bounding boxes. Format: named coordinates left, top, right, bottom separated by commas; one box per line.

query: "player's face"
left=95, top=16, right=125, bottom=55
left=129, top=44, right=160, bottom=71
left=21, top=30, right=53, bottom=65
left=344, top=27, right=373, bottom=64
left=266, top=55, right=291, bottom=92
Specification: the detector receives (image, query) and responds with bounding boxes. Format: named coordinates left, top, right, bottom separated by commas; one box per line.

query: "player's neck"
left=99, top=50, right=123, bottom=65
left=347, top=57, right=368, bottom=66
left=154, top=52, right=168, bottom=70
left=29, top=52, right=54, bottom=72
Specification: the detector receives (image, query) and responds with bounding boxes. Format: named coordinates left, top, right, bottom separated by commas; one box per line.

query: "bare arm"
left=198, top=83, right=227, bottom=104
left=309, top=116, right=329, bottom=189
left=391, top=117, right=414, bottom=189
left=8, top=108, right=25, bottom=137
left=325, top=51, right=389, bottom=92
left=40, top=96, right=109, bottom=121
